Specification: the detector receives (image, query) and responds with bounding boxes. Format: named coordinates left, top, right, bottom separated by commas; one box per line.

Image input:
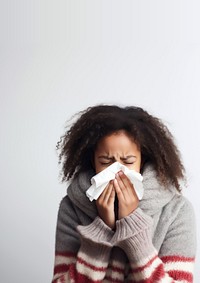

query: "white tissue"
left=86, top=161, right=144, bottom=201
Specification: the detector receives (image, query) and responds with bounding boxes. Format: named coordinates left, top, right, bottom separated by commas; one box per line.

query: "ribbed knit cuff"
left=112, top=208, right=156, bottom=262
left=77, top=216, right=114, bottom=247
left=77, top=217, right=114, bottom=261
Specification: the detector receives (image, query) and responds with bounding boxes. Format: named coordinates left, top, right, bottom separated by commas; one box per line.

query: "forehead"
left=96, top=131, right=139, bottom=152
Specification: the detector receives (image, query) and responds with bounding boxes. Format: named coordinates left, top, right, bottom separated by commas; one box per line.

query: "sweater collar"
left=67, top=164, right=178, bottom=219
left=139, top=165, right=178, bottom=216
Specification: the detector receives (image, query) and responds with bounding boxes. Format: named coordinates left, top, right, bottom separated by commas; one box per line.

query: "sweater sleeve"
left=112, top=202, right=196, bottom=283
left=52, top=196, right=114, bottom=283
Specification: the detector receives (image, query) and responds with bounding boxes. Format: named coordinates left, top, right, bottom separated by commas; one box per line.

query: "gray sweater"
left=52, top=164, right=196, bottom=282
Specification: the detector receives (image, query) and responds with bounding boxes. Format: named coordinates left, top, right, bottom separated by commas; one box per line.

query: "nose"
left=112, top=158, right=122, bottom=164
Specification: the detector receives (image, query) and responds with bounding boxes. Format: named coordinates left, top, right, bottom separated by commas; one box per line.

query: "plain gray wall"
left=0, top=1, right=199, bottom=282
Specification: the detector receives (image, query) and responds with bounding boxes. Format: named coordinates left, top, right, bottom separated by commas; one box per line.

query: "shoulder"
left=169, top=195, right=196, bottom=250
left=179, top=195, right=195, bottom=215
left=175, top=195, right=196, bottom=232
left=58, top=194, right=72, bottom=211
left=55, top=195, right=81, bottom=252
left=170, top=194, right=195, bottom=220
left=159, top=195, right=197, bottom=257
left=56, top=195, right=81, bottom=238
left=59, top=194, right=72, bottom=210
left=57, top=195, right=79, bottom=224
left=163, top=193, right=196, bottom=228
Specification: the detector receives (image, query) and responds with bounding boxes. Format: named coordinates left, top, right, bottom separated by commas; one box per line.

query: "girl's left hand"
left=113, top=171, right=139, bottom=219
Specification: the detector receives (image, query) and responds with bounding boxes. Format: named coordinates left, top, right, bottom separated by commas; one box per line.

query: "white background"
left=0, top=1, right=199, bottom=282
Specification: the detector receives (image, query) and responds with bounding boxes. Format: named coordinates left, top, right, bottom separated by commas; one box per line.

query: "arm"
left=112, top=202, right=196, bottom=283
left=52, top=196, right=114, bottom=283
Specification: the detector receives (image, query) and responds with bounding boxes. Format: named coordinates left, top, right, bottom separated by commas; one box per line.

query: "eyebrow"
left=98, top=155, right=136, bottom=160
left=120, top=156, right=137, bottom=160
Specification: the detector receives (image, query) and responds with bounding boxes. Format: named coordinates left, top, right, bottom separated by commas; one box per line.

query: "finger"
left=102, top=180, right=114, bottom=203
left=118, top=171, right=131, bottom=186
left=107, top=187, right=116, bottom=205
left=114, top=172, right=129, bottom=200
left=116, top=171, right=138, bottom=200
left=104, top=180, right=114, bottom=202
left=97, top=182, right=109, bottom=204
left=113, top=178, right=124, bottom=202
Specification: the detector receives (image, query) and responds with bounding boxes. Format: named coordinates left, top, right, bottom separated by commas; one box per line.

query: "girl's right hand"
left=96, top=180, right=116, bottom=229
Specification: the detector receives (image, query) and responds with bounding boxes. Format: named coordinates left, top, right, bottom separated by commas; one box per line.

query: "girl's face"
left=94, top=130, right=141, bottom=174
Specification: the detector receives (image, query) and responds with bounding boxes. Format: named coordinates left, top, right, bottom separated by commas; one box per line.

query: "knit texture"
left=52, top=164, right=196, bottom=282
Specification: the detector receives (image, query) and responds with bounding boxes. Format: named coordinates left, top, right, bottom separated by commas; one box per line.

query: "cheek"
left=95, top=165, right=109, bottom=174
left=125, top=163, right=140, bottom=172
left=134, top=164, right=141, bottom=173
left=132, top=158, right=141, bottom=173
left=94, top=157, right=102, bottom=174
left=95, top=165, right=101, bottom=174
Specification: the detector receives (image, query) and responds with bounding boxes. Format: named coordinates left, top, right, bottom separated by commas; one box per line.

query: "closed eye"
left=100, top=162, right=112, bottom=165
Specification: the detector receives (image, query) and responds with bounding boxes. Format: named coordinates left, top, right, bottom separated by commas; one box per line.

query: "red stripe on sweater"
left=55, top=252, right=107, bottom=272
left=54, top=258, right=106, bottom=275
left=54, top=263, right=70, bottom=275
left=130, top=255, right=194, bottom=276
left=55, top=251, right=76, bottom=257
left=134, top=263, right=165, bottom=283
left=54, top=268, right=126, bottom=283
left=161, top=255, right=195, bottom=263
left=53, top=263, right=105, bottom=283
left=167, top=270, right=193, bottom=283
left=107, top=264, right=125, bottom=273
left=130, top=255, right=158, bottom=273
left=70, top=263, right=106, bottom=283
left=77, top=256, right=107, bottom=272
left=52, top=274, right=66, bottom=283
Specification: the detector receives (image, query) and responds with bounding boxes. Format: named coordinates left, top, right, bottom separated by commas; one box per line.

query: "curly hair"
left=56, top=104, right=186, bottom=191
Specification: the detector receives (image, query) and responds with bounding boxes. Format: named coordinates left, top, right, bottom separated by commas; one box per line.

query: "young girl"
left=52, top=105, right=196, bottom=283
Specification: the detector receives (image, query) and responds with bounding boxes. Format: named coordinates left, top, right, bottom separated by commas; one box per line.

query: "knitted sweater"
left=52, top=164, right=196, bottom=283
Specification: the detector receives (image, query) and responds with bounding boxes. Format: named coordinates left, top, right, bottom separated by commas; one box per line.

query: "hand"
left=114, top=171, right=139, bottom=219
left=96, top=180, right=116, bottom=229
